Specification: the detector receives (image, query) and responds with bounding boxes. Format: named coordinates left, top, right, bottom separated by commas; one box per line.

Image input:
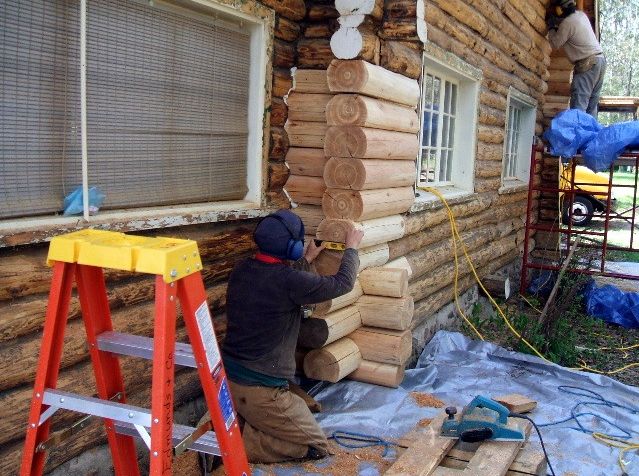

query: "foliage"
left=599, top=0, right=639, bottom=97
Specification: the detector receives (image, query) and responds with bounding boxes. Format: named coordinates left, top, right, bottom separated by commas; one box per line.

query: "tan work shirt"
left=548, top=11, right=603, bottom=63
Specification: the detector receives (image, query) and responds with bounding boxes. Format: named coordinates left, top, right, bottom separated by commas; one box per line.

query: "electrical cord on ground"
left=329, top=430, right=396, bottom=457
left=419, top=187, right=639, bottom=474
left=509, top=413, right=556, bottom=476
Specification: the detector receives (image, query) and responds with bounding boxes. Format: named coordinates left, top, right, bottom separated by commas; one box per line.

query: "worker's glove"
left=545, top=12, right=561, bottom=31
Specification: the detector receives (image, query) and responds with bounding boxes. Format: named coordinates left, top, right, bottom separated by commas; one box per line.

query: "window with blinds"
left=1, top=0, right=253, bottom=220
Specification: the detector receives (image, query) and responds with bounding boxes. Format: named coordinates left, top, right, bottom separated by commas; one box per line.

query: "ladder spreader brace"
left=20, top=229, right=250, bottom=476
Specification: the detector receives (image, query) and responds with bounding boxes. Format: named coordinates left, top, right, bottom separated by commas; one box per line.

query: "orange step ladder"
left=20, top=230, right=250, bottom=476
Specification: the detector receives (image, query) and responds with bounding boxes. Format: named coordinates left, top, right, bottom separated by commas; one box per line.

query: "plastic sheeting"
left=309, top=331, right=639, bottom=476
left=586, top=281, right=639, bottom=329
left=543, top=109, right=639, bottom=172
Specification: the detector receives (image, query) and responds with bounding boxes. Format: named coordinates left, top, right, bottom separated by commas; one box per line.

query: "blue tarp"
left=544, top=109, right=639, bottom=172
left=586, top=281, right=639, bottom=329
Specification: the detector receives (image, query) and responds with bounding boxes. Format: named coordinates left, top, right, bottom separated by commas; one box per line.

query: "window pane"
left=442, top=116, right=450, bottom=148
left=451, top=84, right=458, bottom=115
left=423, top=74, right=434, bottom=109
left=422, top=110, right=431, bottom=147
left=430, top=111, right=439, bottom=146
left=439, top=150, right=447, bottom=182
left=433, top=77, right=441, bottom=107
left=444, top=82, right=452, bottom=114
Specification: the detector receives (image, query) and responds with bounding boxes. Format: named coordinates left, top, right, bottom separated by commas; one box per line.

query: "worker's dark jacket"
left=222, top=249, right=359, bottom=380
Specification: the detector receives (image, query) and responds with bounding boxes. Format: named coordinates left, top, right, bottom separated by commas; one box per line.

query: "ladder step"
left=114, top=422, right=221, bottom=456
left=43, top=390, right=220, bottom=455
left=97, top=331, right=196, bottom=368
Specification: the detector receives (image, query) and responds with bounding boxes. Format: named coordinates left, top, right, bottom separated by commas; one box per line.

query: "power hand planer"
left=440, top=395, right=526, bottom=443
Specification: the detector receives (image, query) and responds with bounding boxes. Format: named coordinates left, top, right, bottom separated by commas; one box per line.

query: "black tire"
left=563, top=195, right=595, bottom=226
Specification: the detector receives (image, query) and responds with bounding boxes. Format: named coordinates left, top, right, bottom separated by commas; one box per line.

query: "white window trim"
left=0, top=0, right=274, bottom=246
left=500, top=87, right=537, bottom=194
left=414, top=47, right=481, bottom=210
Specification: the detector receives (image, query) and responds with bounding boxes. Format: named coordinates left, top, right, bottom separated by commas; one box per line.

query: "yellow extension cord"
left=419, top=186, right=639, bottom=474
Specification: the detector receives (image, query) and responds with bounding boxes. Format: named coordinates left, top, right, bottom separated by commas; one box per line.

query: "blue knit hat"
left=253, top=209, right=304, bottom=259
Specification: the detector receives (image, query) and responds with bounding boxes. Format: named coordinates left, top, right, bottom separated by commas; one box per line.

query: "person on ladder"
left=546, top=0, right=606, bottom=118
left=200, top=209, right=363, bottom=469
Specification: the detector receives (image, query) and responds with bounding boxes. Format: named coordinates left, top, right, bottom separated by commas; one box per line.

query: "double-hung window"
left=418, top=51, right=480, bottom=193
left=0, top=0, right=267, bottom=222
left=502, top=88, right=537, bottom=188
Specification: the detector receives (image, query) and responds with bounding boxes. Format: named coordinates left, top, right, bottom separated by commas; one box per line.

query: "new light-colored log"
left=285, top=148, right=328, bottom=177
left=303, top=337, right=362, bottom=382
left=314, top=281, right=363, bottom=316
left=349, top=327, right=412, bottom=365
left=327, top=60, right=420, bottom=107
left=295, top=205, right=324, bottom=235
left=322, top=187, right=415, bottom=221
left=287, top=93, right=333, bottom=122
left=348, top=360, right=404, bottom=388
left=316, top=216, right=406, bottom=249
left=314, top=304, right=362, bottom=346
left=383, top=257, right=413, bottom=279
left=292, top=68, right=331, bottom=94
left=285, top=121, right=328, bottom=148
left=284, top=175, right=326, bottom=205
left=324, top=126, right=418, bottom=159
left=358, top=243, right=390, bottom=271
left=357, top=295, right=414, bottom=330
left=359, top=267, right=408, bottom=297
left=323, top=158, right=415, bottom=190
left=326, top=95, right=419, bottom=133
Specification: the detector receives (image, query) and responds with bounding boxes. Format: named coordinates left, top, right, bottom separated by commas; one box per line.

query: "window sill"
left=0, top=200, right=272, bottom=248
left=498, top=180, right=529, bottom=195
left=409, top=186, right=477, bottom=214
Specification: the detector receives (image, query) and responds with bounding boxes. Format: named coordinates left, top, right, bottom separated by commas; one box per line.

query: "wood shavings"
left=410, top=391, right=445, bottom=408
left=417, top=418, right=433, bottom=428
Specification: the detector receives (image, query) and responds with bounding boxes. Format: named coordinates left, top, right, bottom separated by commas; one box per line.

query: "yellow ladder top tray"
left=47, top=229, right=202, bottom=283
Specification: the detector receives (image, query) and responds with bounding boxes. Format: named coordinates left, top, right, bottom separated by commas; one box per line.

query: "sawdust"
left=410, top=391, right=445, bottom=408
left=417, top=417, right=433, bottom=428
left=171, top=451, right=202, bottom=475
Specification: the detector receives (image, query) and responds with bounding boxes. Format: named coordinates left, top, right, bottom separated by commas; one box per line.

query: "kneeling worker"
left=221, top=209, right=363, bottom=463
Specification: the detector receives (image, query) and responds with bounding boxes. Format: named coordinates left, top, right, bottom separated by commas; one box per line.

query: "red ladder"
left=20, top=230, right=250, bottom=476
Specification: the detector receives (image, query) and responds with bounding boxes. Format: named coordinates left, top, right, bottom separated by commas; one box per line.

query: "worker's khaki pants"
left=228, top=380, right=330, bottom=463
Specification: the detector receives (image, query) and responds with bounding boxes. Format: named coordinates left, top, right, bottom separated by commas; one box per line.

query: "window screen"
left=1, top=0, right=251, bottom=219
left=504, top=104, right=522, bottom=180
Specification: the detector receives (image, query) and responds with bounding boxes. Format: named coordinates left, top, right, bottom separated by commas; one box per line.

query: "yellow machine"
left=560, top=163, right=614, bottom=225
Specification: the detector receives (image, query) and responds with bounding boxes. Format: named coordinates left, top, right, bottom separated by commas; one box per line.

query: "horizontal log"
left=384, top=0, right=418, bottom=18
left=284, top=175, right=326, bottom=205
left=294, top=204, right=324, bottom=235
left=327, top=60, right=420, bottom=107
left=292, top=69, right=330, bottom=94
left=322, top=187, right=415, bottom=221
left=267, top=190, right=291, bottom=208
left=309, top=304, right=362, bottom=348
left=274, top=16, right=301, bottom=42
left=304, top=22, right=338, bottom=39
left=269, top=126, right=289, bottom=159
left=269, top=161, right=290, bottom=189
left=326, top=95, right=419, bottom=133
left=303, top=337, right=362, bottom=382
left=323, top=158, right=415, bottom=190
left=316, top=215, right=406, bottom=249
left=274, top=38, right=296, bottom=69
left=347, top=359, right=404, bottom=388
left=380, top=40, right=422, bottom=80
left=284, top=121, right=328, bottom=148
left=360, top=267, right=408, bottom=298
left=358, top=242, right=390, bottom=271
left=314, top=280, right=363, bottom=316
left=324, top=126, right=419, bottom=159
left=357, top=294, right=414, bottom=330
left=307, top=3, right=339, bottom=21
left=349, top=327, right=412, bottom=365
left=297, top=38, right=334, bottom=69
left=273, top=68, right=293, bottom=97
left=286, top=92, right=333, bottom=122
left=285, top=148, right=329, bottom=177
left=260, top=0, right=306, bottom=21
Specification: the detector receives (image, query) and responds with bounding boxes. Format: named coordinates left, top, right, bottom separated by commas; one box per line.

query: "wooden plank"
left=385, top=413, right=455, bottom=476
left=493, top=394, right=538, bottom=414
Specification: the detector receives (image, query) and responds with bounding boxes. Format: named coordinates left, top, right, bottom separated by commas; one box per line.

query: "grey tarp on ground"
left=306, top=331, right=638, bottom=476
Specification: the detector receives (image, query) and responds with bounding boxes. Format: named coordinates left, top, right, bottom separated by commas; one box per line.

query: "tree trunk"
left=314, top=281, right=363, bottom=316
left=326, top=94, right=419, bottom=132
left=287, top=93, right=333, bottom=122
left=285, top=148, right=329, bottom=177
left=295, top=204, right=325, bottom=235
left=316, top=215, right=406, bottom=249
left=285, top=121, right=328, bottom=148
left=292, top=69, right=330, bottom=94
left=284, top=175, right=326, bottom=205
left=380, top=40, right=423, bottom=80
left=348, top=360, right=404, bottom=388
